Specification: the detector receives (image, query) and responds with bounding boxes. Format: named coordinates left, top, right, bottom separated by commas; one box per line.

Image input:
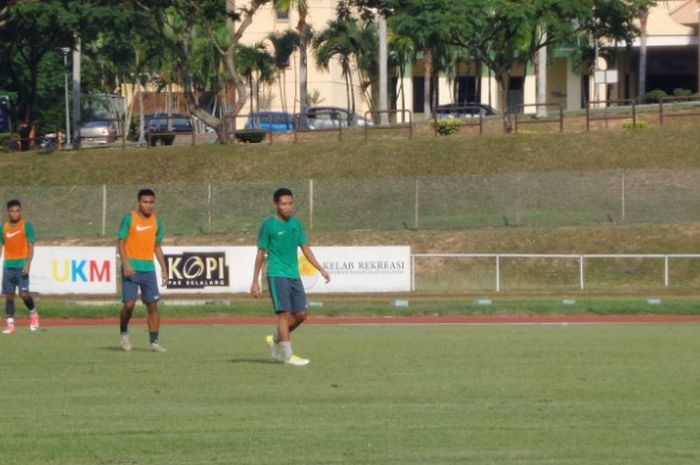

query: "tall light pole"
left=378, top=13, right=388, bottom=124
left=72, top=33, right=81, bottom=150
left=61, top=47, right=71, bottom=146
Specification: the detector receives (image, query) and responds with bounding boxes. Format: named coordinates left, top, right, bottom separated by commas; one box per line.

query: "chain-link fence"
left=2, top=168, right=699, bottom=240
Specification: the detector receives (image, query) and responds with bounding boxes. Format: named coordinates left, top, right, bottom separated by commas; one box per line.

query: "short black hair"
left=274, top=187, right=293, bottom=202
left=138, top=189, right=156, bottom=200
left=6, top=199, right=21, bottom=209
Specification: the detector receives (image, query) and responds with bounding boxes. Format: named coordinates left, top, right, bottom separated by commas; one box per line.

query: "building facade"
left=241, top=0, right=699, bottom=117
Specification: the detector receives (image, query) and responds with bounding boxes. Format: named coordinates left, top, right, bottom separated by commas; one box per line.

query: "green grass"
left=1, top=324, right=699, bottom=464
left=1, top=125, right=700, bottom=187
left=26, top=295, right=700, bottom=319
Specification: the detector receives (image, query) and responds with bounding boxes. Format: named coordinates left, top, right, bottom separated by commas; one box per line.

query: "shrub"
left=0, top=132, right=19, bottom=152
left=623, top=120, right=649, bottom=130
left=645, top=89, right=668, bottom=103
left=430, top=118, right=462, bottom=136
left=673, top=88, right=693, bottom=97
left=234, top=129, right=267, bottom=143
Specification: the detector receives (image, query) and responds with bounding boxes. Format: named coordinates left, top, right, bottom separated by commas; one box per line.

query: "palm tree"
left=274, top=0, right=311, bottom=113
left=313, top=18, right=362, bottom=120
left=235, top=42, right=275, bottom=115
left=389, top=33, right=415, bottom=121
left=267, top=30, right=300, bottom=115
left=354, top=20, right=379, bottom=114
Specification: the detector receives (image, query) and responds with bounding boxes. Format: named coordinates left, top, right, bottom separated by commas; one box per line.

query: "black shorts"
left=2, top=268, right=30, bottom=295
left=122, top=271, right=160, bottom=304
left=267, top=277, right=307, bottom=313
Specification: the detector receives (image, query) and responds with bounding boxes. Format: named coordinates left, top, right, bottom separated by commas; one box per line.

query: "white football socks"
left=279, top=341, right=293, bottom=359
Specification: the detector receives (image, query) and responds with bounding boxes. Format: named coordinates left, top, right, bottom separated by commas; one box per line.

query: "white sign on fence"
left=156, top=246, right=258, bottom=294
left=301, top=246, right=412, bottom=293
left=594, top=69, right=618, bottom=84
left=0, top=246, right=411, bottom=295
left=0, top=247, right=117, bottom=295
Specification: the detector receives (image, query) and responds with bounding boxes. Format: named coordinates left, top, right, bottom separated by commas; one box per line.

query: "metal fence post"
left=621, top=170, right=626, bottom=223
left=101, top=184, right=107, bottom=236
left=664, top=256, right=669, bottom=287
left=411, top=254, right=416, bottom=292
left=579, top=256, right=585, bottom=290
left=516, top=173, right=522, bottom=226
left=496, top=255, right=501, bottom=292
left=414, top=177, right=419, bottom=229
left=207, top=181, right=213, bottom=234
left=309, top=178, right=314, bottom=230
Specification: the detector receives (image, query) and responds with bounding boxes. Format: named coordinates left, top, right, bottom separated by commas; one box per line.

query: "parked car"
left=79, top=120, right=118, bottom=146
left=143, top=113, right=193, bottom=146
left=244, top=111, right=295, bottom=133
left=435, top=103, right=497, bottom=119
left=303, top=106, right=373, bottom=130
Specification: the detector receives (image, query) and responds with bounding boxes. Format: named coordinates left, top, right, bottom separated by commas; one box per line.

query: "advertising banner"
left=156, top=246, right=258, bottom=294
left=300, top=246, right=411, bottom=293
left=0, top=247, right=117, bottom=295
left=0, top=246, right=411, bottom=295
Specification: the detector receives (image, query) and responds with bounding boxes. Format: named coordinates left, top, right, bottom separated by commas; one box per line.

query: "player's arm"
left=251, top=219, right=270, bottom=298
left=250, top=249, right=266, bottom=298
left=22, top=223, right=35, bottom=275
left=154, top=244, right=167, bottom=287
left=23, top=242, right=34, bottom=275
left=300, top=245, right=330, bottom=283
left=154, top=218, right=166, bottom=287
left=117, top=215, right=135, bottom=278
left=117, top=239, right=135, bottom=278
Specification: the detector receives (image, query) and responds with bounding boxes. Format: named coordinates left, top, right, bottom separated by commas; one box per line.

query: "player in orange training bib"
left=117, top=189, right=167, bottom=352
left=1, top=199, right=39, bottom=334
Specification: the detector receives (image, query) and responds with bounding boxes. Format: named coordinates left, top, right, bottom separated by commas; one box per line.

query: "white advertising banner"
left=0, top=246, right=411, bottom=295
left=0, top=246, right=117, bottom=295
left=156, top=246, right=258, bottom=294
left=301, top=246, right=411, bottom=293
left=157, top=246, right=411, bottom=294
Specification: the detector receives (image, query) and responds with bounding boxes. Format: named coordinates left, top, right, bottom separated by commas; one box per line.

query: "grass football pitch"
left=1, top=323, right=699, bottom=465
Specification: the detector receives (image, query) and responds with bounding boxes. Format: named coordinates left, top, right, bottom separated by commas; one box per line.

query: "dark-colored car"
left=144, top=113, right=193, bottom=146
left=303, top=106, right=373, bottom=130
left=435, top=103, right=497, bottom=119
left=244, top=111, right=295, bottom=133
left=80, top=120, right=118, bottom=146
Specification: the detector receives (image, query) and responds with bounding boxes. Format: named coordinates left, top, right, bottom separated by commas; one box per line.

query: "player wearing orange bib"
left=1, top=199, right=39, bottom=334
left=117, top=189, right=167, bottom=352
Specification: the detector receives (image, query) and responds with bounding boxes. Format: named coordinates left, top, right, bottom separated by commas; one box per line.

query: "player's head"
left=6, top=199, right=22, bottom=222
left=137, top=189, right=156, bottom=216
left=273, top=187, right=294, bottom=219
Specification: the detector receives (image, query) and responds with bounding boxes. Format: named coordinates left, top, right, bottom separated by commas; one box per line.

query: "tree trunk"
left=292, top=51, right=298, bottom=116
left=378, top=15, right=388, bottom=124
left=536, top=30, right=548, bottom=117
left=344, top=68, right=351, bottom=117
left=138, top=80, right=145, bottom=144
left=474, top=62, right=481, bottom=104
left=399, top=64, right=406, bottom=122
left=349, top=66, right=356, bottom=121
left=298, top=11, right=308, bottom=113
left=423, top=47, right=432, bottom=120
left=496, top=70, right=512, bottom=133
left=638, top=9, right=649, bottom=103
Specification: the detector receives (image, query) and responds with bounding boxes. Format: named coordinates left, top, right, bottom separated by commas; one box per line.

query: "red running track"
left=19, top=315, right=700, bottom=327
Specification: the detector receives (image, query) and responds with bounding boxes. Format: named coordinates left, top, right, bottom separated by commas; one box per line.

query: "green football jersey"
left=257, top=215, right=308, bottom=278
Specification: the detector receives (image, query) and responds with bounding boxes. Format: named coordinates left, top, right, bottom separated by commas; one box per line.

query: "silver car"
left=80, top=120, right=118, bottom=146
left=304, top=106, right=373, bottom=130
